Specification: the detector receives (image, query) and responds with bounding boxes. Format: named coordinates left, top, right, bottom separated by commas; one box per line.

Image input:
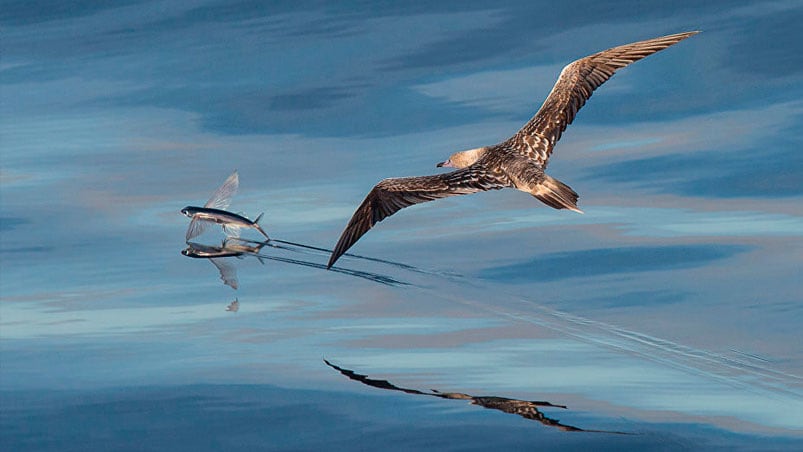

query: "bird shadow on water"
left=324, top=359, right=630, bottom=434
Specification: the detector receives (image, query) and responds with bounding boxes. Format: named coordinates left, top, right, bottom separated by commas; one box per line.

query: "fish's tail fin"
left=254, top=212, right=270, bottom=241
left=532, top=175, right=583, bottom=213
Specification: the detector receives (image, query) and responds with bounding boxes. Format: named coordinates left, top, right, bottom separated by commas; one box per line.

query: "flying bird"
left=181, top=171, right=270, bottom=241
left=327, top=31, right=699, bottom=268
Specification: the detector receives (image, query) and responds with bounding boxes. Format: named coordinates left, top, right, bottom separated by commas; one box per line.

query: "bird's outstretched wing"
left=327, top=165, right=509, bottom=268
left=204, top=170, right=239, bottom=210
left=515, top=31, right=699, bottom=167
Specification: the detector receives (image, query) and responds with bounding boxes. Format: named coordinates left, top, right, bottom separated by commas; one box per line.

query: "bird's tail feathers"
left=532, top=175, right=583, bottom=213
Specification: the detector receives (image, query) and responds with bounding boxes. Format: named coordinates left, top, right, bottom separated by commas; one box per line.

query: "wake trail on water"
left=339, top=251, right=803, bottom=399
left=271, top=239, right=462, bottom=279
left=241, top=237, right=801, bottom=397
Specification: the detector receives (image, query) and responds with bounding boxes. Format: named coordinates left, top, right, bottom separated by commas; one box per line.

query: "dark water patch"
left=266, top=86, right=355, bottom=112
left=585, top=146, right=803, bottom=198
left=0, top=246, right=52, bottom=254
left=125, top=84, right=360, bottom=116
left=0, top=0, right=143, bottom=26
left=0, top=217, right=30, bottom=232
left=379, top=0, right=753, bottom=72
left=570, top=290, right=689, bottom=310
left=479, top=245, right=749, bottom=284
left=724, top=7, right=803, bottom=78
left=595, top=290, right=688, bottom=308
left=6, top=1, right=764, bottom=139
left=104, top=80, right=482, bottom=137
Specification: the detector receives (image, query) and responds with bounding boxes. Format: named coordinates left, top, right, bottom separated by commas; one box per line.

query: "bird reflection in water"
left=324, top=360, right=628, bottom=434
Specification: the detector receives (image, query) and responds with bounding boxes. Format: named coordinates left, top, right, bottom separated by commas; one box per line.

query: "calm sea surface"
left=2, top=1, right=802, bottom=450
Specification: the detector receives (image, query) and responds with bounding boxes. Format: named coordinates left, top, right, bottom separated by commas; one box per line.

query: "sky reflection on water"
left=2, top=0, right=803, bottom=449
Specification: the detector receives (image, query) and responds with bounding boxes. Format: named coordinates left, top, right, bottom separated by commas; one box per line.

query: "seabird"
left=328, top=31, right=699, bottom=268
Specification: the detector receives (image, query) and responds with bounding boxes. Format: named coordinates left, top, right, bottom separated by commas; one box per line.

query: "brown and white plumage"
left=327, top=31, right=699, bottom=268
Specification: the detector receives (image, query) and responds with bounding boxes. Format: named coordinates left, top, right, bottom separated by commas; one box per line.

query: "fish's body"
left=180, top=171, right=270, bottom=241
left=327, top=31, right=699, bottom=268
left=181, top=206, right=269, bottom=240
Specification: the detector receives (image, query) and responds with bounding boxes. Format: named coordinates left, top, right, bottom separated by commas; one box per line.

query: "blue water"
left=2, top=1, right=802, bottom=450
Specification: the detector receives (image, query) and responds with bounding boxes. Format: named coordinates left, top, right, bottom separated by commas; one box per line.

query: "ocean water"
left=2, top=1, right=802, bottom=450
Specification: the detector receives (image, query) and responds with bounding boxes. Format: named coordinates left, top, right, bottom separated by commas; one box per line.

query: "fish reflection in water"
left=181, top=238, right=409, bottom=287
left=181, top=239, right=267, bottom=260
left=225, top=299, right=239, bottom=312
left=324, top=360, right=628, bottom=434
left=181, top=171, right=270, bottom=241
left=182, top=240, right=266, bottom=290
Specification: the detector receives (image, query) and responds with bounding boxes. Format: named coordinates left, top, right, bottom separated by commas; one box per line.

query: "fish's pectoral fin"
left=531, top=174, right=583, bottom=213
left=222, top=224, right=242, bottom=238
left=209, top=257, right=238, bottom=290
left=205, top=171, right=239, bottom=210
left=186, top=216, right=212, bottom=240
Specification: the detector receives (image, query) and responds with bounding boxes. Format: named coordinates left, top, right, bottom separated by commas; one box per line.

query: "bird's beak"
left=436, top=160, right=453, bottom=168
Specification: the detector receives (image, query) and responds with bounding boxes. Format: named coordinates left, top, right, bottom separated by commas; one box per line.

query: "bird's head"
left=437, top=146, right=489, bottom=169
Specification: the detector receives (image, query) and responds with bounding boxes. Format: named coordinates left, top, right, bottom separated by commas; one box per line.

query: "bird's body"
left=328, top=31, right=699, bottom=268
